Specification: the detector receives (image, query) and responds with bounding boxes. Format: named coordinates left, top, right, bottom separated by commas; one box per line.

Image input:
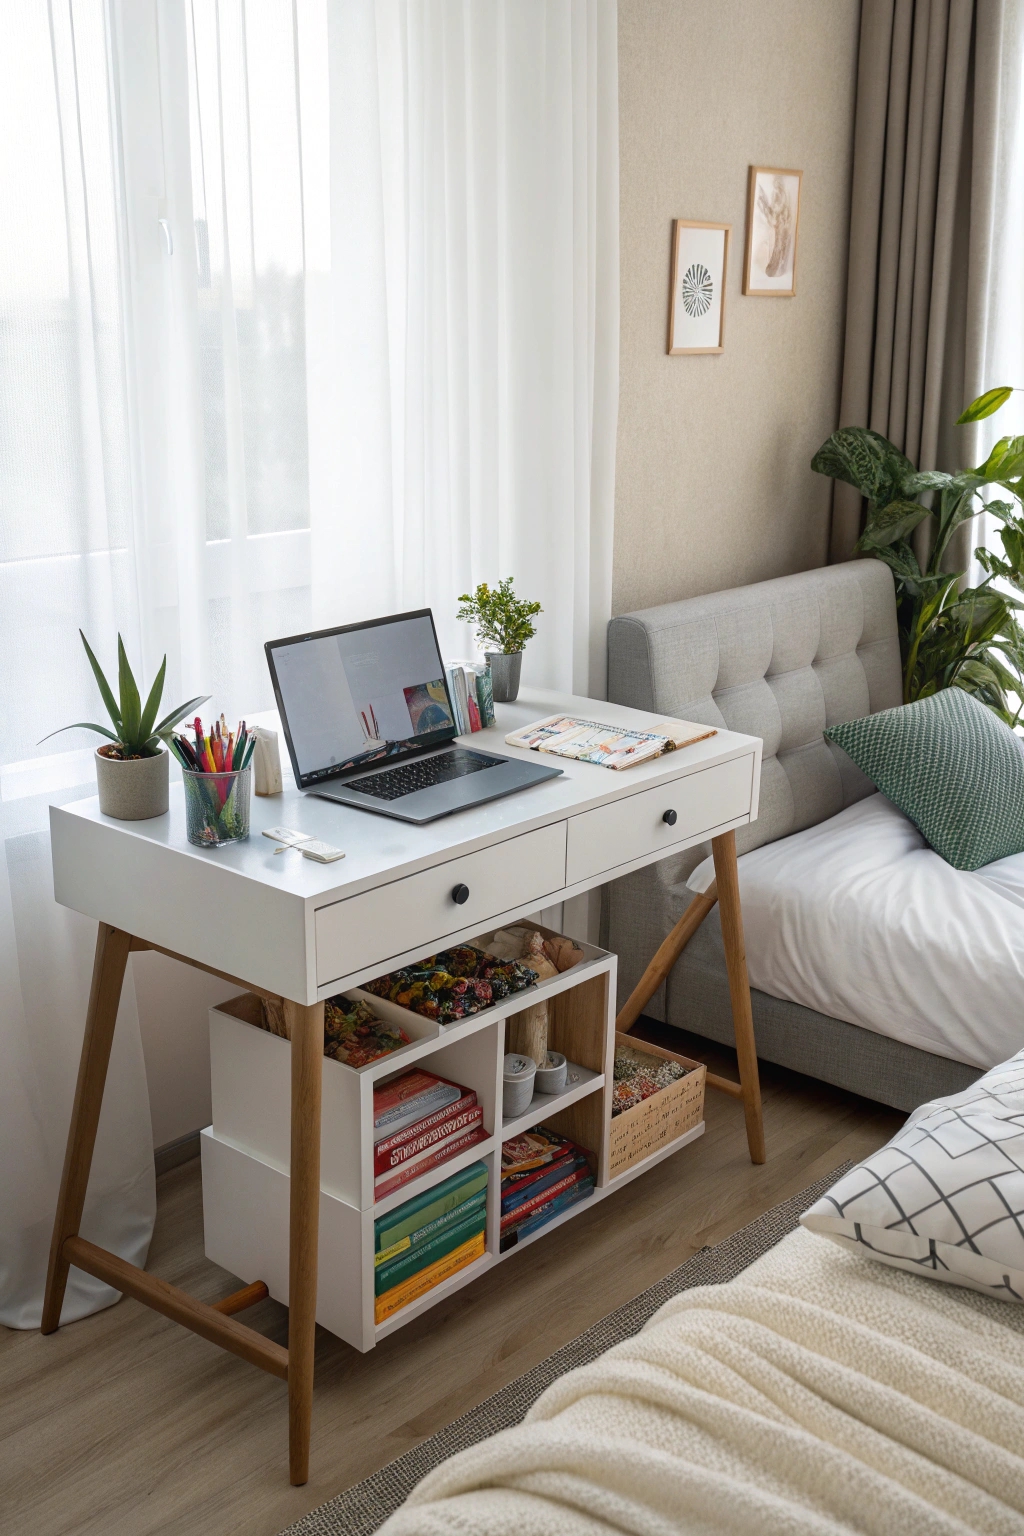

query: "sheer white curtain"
left=0, top=3, right=155, bottom=1329
left=1, top=0, right=618, bottom=1328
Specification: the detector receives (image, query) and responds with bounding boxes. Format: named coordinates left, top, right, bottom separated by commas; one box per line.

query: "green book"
left=376, top=1203, right=487, bottom=1295
left=374, top=1159, right=488, bottom=1253
left=374, top=1189, right=486, bottom=1270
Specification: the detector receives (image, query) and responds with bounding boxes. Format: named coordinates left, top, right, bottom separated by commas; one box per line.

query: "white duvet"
left=378, top=1227, right=1024, bottom=1535
left=687, top=794, right=1024, bottom=1070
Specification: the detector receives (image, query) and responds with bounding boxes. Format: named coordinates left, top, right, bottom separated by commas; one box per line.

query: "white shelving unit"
left=201, top=928, right=703, bottom=1352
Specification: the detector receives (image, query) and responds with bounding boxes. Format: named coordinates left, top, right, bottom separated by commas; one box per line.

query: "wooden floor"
left=1, top=1028, right=903, bottom=1536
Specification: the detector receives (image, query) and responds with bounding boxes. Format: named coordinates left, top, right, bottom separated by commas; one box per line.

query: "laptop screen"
left=266, top=610, right=457, bottom=788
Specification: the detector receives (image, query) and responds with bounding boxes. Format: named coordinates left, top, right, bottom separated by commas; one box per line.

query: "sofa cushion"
left=802, top=1050, right=1024, bottom=1302
left=825, top=688, right=1024, bottom=870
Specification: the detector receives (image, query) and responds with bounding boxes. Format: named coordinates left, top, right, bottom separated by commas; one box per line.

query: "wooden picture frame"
left=743, top=166, right=802, bottom=297
left=667, top=220, right=730, bottom=355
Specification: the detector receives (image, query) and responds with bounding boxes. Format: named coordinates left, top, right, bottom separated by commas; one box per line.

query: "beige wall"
left=613, top=0, right=861, bottom=617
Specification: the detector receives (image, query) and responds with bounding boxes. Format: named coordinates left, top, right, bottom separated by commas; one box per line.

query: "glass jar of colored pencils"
left=181, top=766, right=252, bottom=848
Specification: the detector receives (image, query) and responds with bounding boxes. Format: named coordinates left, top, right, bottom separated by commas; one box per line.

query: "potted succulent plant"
left=43, top=632, right=209, bottom=820
left=456, top=578, right=542, bottom=703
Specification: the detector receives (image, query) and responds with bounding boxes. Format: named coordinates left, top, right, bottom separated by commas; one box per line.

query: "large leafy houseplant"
left=811, top=388, right=1024, bottom=723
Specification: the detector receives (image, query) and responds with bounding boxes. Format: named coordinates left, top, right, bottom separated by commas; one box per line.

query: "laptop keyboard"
left=346, top=749, right=498, bottom=802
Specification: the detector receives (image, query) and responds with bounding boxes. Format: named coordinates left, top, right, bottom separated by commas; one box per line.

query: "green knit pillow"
left=825, top=690, right=1024, bottom=871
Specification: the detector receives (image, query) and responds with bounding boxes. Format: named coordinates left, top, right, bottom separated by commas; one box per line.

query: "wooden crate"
left=607, top=1033, right=706, bottom=1181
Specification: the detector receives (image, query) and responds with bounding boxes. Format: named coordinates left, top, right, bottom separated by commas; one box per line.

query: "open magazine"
left=505, top=714, right=717, bottom=770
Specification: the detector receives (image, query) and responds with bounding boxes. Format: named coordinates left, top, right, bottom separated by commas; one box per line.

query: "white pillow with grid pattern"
left=801, top=1049, right=1024, bottom=1301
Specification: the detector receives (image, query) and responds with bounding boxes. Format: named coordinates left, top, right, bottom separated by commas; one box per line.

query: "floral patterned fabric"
left=323, top=995, right=410, bottom=1068
left=364, top=945, right=537, bottom=1024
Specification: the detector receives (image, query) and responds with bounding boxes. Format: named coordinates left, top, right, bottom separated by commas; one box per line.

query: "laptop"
left=265, top=609, right=562, bottom=824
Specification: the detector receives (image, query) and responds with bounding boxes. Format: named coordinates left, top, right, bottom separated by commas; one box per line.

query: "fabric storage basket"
left=607, top=1034, right=706, bottom=1180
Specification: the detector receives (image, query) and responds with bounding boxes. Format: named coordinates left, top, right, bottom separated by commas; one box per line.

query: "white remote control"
left=300, top=840, right=346, bottom=863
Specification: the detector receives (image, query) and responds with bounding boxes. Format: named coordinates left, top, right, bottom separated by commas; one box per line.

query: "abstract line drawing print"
left=681, top=263, right=714, bottom=317
left=744, top=167, right=801, bottom=296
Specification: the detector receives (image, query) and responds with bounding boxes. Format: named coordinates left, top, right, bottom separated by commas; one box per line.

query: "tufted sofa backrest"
left=607, top=560, right=902, bottom=856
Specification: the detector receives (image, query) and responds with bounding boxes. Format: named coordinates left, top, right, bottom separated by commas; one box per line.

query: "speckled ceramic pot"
left=95, top=745, right=169, bottom=820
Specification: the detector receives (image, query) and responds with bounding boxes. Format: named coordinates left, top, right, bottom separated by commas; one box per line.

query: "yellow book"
left=374, top=1232, right=485, bottom=1324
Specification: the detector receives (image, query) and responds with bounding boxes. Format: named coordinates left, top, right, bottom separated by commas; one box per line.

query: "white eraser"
left=301, top=840, right=346, bottom=863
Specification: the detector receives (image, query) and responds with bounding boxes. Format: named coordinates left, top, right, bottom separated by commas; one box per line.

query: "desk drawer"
left=565, top=755, right=753, bottom=887
left=315, top=821, right=567, bottom=986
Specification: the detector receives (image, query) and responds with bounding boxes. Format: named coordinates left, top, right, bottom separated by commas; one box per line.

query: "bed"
left=605, top=560, right=993, bottom=1111
left=378, top=1222, right=1024, bottom=1534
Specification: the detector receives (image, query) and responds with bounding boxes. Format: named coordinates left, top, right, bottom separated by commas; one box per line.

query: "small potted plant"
left=43, top=632, right=208, bottom=821
left=456, top=578, right=542, bottom=703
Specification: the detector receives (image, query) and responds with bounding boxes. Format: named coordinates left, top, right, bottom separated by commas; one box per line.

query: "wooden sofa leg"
left=712, top=830, right=765, bottom=1164
left=42, top=923, right=133, bottom=1333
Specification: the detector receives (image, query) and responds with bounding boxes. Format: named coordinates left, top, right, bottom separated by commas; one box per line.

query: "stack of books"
left=499, top=1126, right=595, bottom=1252
left=374, top=1068, right=488, bottom=1200
left=374, top=1160, right=489, bottom=1323
left=445, top=661, right=495, bottom=735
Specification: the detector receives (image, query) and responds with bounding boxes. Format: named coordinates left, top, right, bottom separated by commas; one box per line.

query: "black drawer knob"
left=662, top=809, right=678, bottom=826
left=451, top=883, right=470, bottom=905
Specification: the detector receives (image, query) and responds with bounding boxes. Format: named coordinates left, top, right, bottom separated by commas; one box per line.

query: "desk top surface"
left=52, top=689, right=759, bottom=910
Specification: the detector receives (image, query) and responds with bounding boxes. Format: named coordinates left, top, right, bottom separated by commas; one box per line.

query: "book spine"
left=375, top=1205, right=486, bottom=1294
left=501, top=1153, right=581, bottom=1215
left=500, top=1179, right=594, bottom=1251
left=374, top=1162, right=489, bottom=1252
left=445, top=667, right=465, bottom=733
left=375, top=1125, right=488, bottom=1200
left=375, top=1188, right=487, bottom=1267
left=374, top=1232, right=486, bottom=1324
left=373, top=1091, right=478, bottom=1166
left=464, top=669, right=482, bottom=731
left=455, top=670, right=470, bottom=735
left=372, top=1070, right=440, bottom=1114
left=374, top=1106, right=483, bottom=1181
left=373, top=1081, right=461, bottom=1135
left=475, top=668, right=494, bottom=728
left=499, top=1167, right=588, bottom=1230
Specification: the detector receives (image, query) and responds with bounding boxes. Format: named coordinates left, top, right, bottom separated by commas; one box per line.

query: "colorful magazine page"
left=505, top=713, right=717, bottom=770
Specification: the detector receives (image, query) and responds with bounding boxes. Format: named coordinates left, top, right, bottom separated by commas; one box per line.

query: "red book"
left=373, top=1089, right=478, bottom=1168
left=375, top=1125, right=489, bottom=1200
left=465, top=677, right=482, bottom=732
left=374, top=1103, right=483, bottom=1176
left=499, top=1167, right=589, bottom=1231
left=373, top=1069, right=463, bottom=1139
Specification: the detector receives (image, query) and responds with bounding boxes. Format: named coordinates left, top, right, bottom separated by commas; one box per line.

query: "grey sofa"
left=605, top=560, right=981, bottom=1113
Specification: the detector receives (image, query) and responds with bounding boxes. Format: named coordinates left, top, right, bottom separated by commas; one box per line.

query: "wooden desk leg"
left=712, top=830, right=765, bottom=1165
left=42, top=923, right=133, bottom=1333
left=283, top=999, right=324, bottom=1486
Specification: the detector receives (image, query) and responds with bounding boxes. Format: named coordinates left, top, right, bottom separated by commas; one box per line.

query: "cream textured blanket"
left=379, top=1228, right=1024, bottom=1535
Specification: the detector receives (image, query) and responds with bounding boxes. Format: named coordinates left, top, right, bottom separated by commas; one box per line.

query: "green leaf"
left=117, top=635, right=142, bottom=748
left=138, top=654, right=167, bottom=743
left=976, top=435, right=1024, bottom=483
left=861, top=498, right=930, bottom=546
left=38, top=722, right=120, bottom=745
left=154, top=693, right=210, bottom=736
left=79, top=631, right=122, bottom=733
left=957, top=386, right=1014, bottom=423
left=900, top=470, right=953, bottom=496
left=811, top=428, right=910, bottom=506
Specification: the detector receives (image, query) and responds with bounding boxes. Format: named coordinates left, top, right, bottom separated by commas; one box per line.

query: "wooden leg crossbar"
left=616, top=829, right=765, bottom=1165
left=41, top=925, right=324, bottom=1485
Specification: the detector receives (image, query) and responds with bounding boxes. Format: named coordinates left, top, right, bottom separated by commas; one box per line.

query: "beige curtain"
left=830, top=0, right=1023, bottom=561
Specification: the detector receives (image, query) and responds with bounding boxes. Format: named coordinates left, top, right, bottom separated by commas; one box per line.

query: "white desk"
left=42, top=688, right=762, bottom=1483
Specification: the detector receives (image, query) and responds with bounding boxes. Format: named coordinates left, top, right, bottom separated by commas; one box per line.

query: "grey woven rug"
left=279, top=1164, right=851, bottom=1536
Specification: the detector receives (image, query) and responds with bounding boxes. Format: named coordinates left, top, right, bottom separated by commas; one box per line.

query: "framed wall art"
left=667, top=220, right=730, bottom=355
left=743, top=166, right=802, bottom=297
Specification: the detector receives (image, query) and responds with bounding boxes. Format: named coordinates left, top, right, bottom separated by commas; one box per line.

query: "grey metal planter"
left=95, top=746, right=169, bottom=820
left=486, top=650, right=523, bottom=703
